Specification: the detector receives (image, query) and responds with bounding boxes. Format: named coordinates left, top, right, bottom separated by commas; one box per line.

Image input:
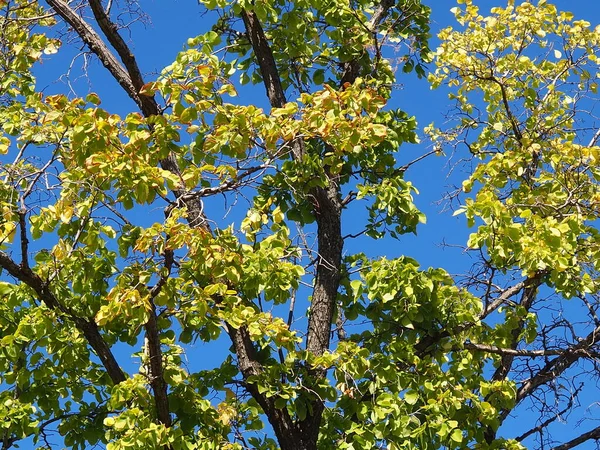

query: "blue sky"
left=22, top=0, right=600, bottom=448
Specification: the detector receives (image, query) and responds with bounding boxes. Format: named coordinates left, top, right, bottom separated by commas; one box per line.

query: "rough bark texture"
left=240, top=9, right=344, bottom=449
left=227, top=326, right=305, bottom=449
left=238, top=3, right=399, bottom=448
left=240, top=11, right=287, bottom=111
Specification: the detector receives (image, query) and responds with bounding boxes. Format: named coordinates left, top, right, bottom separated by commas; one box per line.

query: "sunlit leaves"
left=358, top=178, right=425, bottom=239
left=0, top=0, right=556, bottom=448
left=433, top=1, right=600, bottom=300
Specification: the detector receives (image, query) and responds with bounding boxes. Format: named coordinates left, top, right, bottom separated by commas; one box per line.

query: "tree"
left=1, top=0, right=600, bottom=448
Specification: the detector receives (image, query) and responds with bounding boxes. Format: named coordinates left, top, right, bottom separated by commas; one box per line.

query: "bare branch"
left=516, top=325, right=600, bottom=404
left=550, top=426, right=600, bottom=450
left=515, top=383, right=583, bottom=442
left=45, top=0, right=145, bottom=111
left=86, top=0, right=159, bottom=117
left=481, top=280, right=527, bottom=319
left=491, top=275, right=542, bottom=382
left=464, top=342, right=565, bottom=357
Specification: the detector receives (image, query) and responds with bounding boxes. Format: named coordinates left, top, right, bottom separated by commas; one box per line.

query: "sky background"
left=23, top=0, right=600, bottom=448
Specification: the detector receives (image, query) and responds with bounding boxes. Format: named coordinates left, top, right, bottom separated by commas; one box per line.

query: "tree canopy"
left=1, top=0, right=600, bottom=449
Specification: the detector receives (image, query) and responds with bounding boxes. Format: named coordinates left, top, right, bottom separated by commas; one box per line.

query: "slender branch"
left=44, top=1, right=211, bottom=430
left=476, top=72, right=522, bottom=141
left=481, top=280, right=526, bottom=319
left=47, top=0, right=210, bottom=230
left=550, top=425, right=600, bottom=450
left=463, top=341, right=600, bottom=358
left=588, top=127, right=600, bottom=147
left=369, top=0, right=395, bottom=29
left=170, top=164, right=271, bottom=207
left=398, top=148, right=440, bottom=173
left=515, top=325, right=600, bottom=404
left=463, top=342, right=591, bottom=358
left=87, top=0, right=159, bottom=117
left=414, top=322, right=472, bottom=356
left=17, top=204, right=28, bottom=270
left=482, top=275, right=543, bottom=444
left=44, top=0, right=145, bottom=111
left=0, top=251, right=126, bottom=384
left=340, top=0, right=394, bottom=85
left=515, top=383, right=583, bottom=443
left=491, top=275, right=542, bottom=382
left=149, top=242, right=174, bottom=299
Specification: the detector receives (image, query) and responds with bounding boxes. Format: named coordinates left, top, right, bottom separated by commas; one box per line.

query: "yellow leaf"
left=0, top=136, right=10, bottom=155
left=371, top=124, right=388, bottom=138
left=59, top=205, right=73, bottom=223
left=273, top=206, right=284, bottom=224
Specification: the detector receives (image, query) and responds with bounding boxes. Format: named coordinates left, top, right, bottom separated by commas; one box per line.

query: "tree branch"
left=491, top=275, right=542, bottom=382
left=44, top=1, right=220, bottom=430
left=0, top=251, right=126, bottom=384
left=144, top=235, right=175, bottom=426
left=481, top=280, right=526, bottom=319
left=86, top=0, right=159, bottom=117
left=44, top=0, right=145, bottom=111
left=226, top=324, right=303, bottom=449
left=241, top=7, right=344, bottom=361
left=17, top=205, right=28, bottom=270
left=464, top=342, right=557, bottom=357
left=515, top=325, right=600, bottom=404
left=144, top=304, right=172, bottom=427
left=47, top=0, right=210, bottom=230
left=240, top=8, right=345, bottom=447
left=515, top=383, right=583, bottom=443
left=240, top=10, right=287, bottom=109
left=550, top=425, right=600, bottom=450
left=44, top=0, right=178, bottom=428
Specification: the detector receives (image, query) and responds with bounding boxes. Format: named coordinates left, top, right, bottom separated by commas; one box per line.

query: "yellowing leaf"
left=273, top=206, right=284, bottom=224
left=450, top=429, right=463, bottom=443
left=0, top=136, right=10, bottom=155
left=59, top=205, right=74, bottom=223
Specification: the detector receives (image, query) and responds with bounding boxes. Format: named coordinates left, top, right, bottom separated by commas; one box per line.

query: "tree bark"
left=240, top=3, right=399, bottom=446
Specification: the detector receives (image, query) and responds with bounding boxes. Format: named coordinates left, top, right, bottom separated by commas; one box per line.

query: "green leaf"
left=404, top=391, right=419, bottom=405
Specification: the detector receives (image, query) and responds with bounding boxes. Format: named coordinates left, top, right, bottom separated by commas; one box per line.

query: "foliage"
left=1, top=0, right=600, bottom=449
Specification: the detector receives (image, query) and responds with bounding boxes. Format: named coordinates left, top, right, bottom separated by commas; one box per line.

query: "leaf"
left=313, top=69, right=325, bottom=85
left=404, top=391, right=419, bottom=405
left=450, top=429, right=463, bottom=443
left=85, top=93, right=101, bottom=105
